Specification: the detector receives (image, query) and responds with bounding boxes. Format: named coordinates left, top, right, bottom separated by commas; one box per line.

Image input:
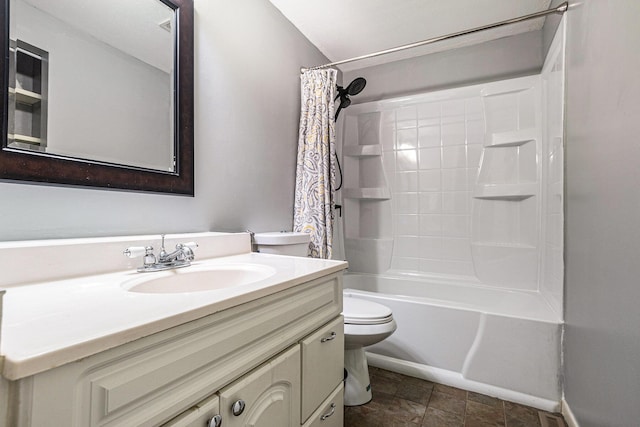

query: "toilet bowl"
left=253, top=232, right=396, bottom=406
left=343, top=295, right=396, bottom=406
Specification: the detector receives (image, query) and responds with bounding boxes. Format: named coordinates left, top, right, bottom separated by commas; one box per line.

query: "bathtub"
left=344, top=273, right=563, bottom=411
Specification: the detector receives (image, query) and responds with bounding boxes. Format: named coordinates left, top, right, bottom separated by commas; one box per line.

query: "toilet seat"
left=343, top=296, right=394, bottom=325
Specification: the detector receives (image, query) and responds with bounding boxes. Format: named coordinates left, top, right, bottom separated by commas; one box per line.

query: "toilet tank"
left=253, top=232, right=310, bottom=257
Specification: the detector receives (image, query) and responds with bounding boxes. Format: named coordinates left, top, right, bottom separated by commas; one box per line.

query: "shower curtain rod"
left=301, top=2, right=568, bottom=72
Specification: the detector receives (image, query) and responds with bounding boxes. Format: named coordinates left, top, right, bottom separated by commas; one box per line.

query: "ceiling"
left=269, top=0, right=552, bottom=72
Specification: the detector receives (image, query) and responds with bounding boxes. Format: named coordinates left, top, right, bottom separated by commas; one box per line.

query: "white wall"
left=0, top=0, right=329, bottom=241
left=559, top=1, right=640, bottom=425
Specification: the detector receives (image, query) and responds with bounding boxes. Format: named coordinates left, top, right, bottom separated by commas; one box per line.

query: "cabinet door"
left=162, top=393, right=221, bottom=427
left=219, top=345, right=300, bottom=427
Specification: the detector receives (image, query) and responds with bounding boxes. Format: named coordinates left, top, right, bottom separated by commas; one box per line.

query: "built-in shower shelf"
left=8, top=133, right=42, bottom=145
left=343, top=144, right=383, bottom=157
left=473, top=183, right=537, bottom=200
left=481, top=82, right=531, bottom=98
left=343, top=187, right=391, bottom=200
left=9, top=87, right=42, bottom=105
left=487, top=129, right=537, bottom=147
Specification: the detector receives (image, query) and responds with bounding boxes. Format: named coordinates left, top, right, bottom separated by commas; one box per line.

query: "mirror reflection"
left=8, top=0, right=176, bottom=172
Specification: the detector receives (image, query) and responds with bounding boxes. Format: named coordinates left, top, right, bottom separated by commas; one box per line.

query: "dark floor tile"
left=344, top=402, right=385, bottom=427
left=396, top=382, right=434, bottom=405
left=465, top=419, right=504, bottom=427
left=468, top=391, right=502, bottom=408
left=372, top=367, right=406, bottom=382
left=465, top=400, right=505, bottom=426
left=366, top=391, right=397, bottom=414
left=404, top=375, right=436, bottom=389
left=434, top=383, right=468, bottom=399
left=345, top=408, right=384, bottom=427
left=370, top=368, right=402, bottom=395
left=349, top=367, right=566, bottom=427
left=421, top=407, right=464, bottom=427
left=383, top=418, right=422, bottom=427
left=371, top=376, right=399, bottom=395
left=387, top=397, right=427, bottom=424
left=369, top=366, right=382, bottom=375
left=503, top=401, right=540, bottom=427
left=427, top=390, right=466, bottom=416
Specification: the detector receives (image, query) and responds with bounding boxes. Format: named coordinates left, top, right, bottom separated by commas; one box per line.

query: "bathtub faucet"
left=123, top=235, right=198, bottom=272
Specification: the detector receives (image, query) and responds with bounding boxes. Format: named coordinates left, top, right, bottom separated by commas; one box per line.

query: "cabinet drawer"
left=302, top=384, right=344, bottom=427
left=301, top=316, right=344, bottom=422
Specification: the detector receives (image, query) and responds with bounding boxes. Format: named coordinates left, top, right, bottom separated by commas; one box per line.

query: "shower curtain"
left=293, top=69, right=338, bottom=259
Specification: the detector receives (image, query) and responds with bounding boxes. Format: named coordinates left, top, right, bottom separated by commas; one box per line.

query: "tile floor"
left=344, top=367, right=566, bottom=427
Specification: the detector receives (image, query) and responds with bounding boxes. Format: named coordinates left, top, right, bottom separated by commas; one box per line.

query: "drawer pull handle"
left=321, top=332, right=337, bottom=343
left=320, top=403, right=336, bottom=421
left=232, top=399, right=246, bottom=416
left=208, top=414, right=222, bottom=427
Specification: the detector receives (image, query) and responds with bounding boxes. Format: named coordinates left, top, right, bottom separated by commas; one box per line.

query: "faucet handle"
left=123, top=246, right=149, bottom=258
left=181, top=242, right=198, bottom=250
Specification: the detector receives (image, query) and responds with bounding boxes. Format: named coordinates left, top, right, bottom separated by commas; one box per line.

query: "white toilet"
left=252, top=231, right=310, bottom=256
left=253, top=231, right=397, bottom=406
left=342, top=294, right=396, bottom=405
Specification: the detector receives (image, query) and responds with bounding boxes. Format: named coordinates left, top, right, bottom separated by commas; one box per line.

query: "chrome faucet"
left=124, top=235, right=198, bottom=272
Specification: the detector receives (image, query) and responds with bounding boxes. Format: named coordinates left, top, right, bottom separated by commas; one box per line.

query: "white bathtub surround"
left=0, top=232, right=347, bottom=380
left=293, top=69, right=338, bottom=259
left=540, top=16, right=566, bottom=319
left=340, top=72, right=563, bottom=297
left=345, top=273, right=562, bottom=411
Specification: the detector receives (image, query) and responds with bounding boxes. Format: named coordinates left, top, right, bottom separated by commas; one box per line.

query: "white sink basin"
left=123, top=264, right=276, bottom=294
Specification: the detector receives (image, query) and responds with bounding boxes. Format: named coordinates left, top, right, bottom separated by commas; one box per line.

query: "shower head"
left=335, top=77, right=367, bottom=120
left=339, top=97, right=352, bottom=110
left=346, top=77, right=366, bottom=96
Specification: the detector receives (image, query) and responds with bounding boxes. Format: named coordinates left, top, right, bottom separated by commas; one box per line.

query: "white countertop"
left=1, top=252, right=347, bottom=380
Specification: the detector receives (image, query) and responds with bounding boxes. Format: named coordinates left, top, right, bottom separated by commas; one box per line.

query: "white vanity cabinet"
left=2, top=272, right=344, bottom=427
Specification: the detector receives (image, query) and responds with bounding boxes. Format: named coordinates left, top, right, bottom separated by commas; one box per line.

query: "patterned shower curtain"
left=293, top=69, right=338, bottom=259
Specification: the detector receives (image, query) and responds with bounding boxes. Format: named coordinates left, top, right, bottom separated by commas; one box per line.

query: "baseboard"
left=367, top=352, right=561, bottom=413
left=561, top=398, right=580, bottom=427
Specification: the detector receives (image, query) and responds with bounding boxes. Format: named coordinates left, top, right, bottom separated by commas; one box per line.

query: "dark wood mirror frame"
left=0, top=0, right=194, bottom=195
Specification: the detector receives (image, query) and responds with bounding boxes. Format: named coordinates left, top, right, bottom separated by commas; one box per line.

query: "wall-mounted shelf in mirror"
left=8, top=40, right=48, bottom=152
left=0, top=0, right=194, bottom=195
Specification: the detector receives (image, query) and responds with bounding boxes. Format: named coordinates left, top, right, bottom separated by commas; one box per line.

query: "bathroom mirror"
left=0, top=0, right=194, bottom=194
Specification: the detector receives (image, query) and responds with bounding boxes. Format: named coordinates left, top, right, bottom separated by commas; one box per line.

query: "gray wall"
left=0, top=0, right=329, bottom=241
left=343, top=31, right=543, bottom=104
left=13, top=0, right=173, bottom=171
left=561, top=1, right=640, bottom=425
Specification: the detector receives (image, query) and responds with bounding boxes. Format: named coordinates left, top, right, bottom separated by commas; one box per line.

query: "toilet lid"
left=343, top=297, right=393, bottom=325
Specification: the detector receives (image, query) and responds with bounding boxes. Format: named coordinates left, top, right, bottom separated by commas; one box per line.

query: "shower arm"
left=301, top=2, right=568, bottom=72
